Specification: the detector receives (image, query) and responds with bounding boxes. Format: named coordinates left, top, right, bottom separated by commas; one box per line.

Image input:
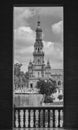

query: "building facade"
left=28, top=20, right=52, bottom=89
left=27, top=19, right=63, bottom=92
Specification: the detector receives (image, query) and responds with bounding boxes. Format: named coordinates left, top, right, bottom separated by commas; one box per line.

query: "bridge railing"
left=13, top=106, right=63, bottom=128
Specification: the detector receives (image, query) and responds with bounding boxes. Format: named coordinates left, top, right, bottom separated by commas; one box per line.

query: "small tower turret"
left=47, top=60, right=51, bottom=68
left=45, top=60, right=51, bottom=78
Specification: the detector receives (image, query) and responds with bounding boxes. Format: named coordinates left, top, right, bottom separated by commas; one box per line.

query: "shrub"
left=44, top=96, right=53, bottom=103
left=58, top=94, right=63, bottom=100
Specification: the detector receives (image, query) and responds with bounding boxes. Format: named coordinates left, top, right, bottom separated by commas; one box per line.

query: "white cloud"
left=19, top=46, right=33, bottom=54
left=14, top=7, right=63, bottom=72
left=43, top=41, right=54, bottom=48
left=14, top=7, right=35, bottom=28
left=14, top=26, right=35, bottom=40
left=14, top=26, right=35, bottom=48
left=14, top=25, right=63, bottom=72
left=34, top=7, right=63, bottom=18
left=14, top=26, right=35, bottom=70
left=52, top=21, right=63, bottom=34
left=42, top=40, right=63, bottom=64
left=52, top=21, right=63, bottom=43
left=14, top=7, right=63, bottom=29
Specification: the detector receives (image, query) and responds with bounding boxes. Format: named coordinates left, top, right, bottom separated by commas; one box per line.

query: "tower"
left=28, top=18, right=51, bottom=89
left=33, top=20, right=44, bottom=65
left=33, top=19, right=45, bottom=78
left=45, top=60, right=51, bottom=78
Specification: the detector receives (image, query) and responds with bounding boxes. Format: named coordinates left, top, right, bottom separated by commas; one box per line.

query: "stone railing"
left=13, top=106, right=63, bottom=128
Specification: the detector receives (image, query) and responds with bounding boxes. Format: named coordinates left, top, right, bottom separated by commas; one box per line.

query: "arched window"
left=30, top=83, right=33, bottom=89
left=58, top=80, right=61, bottom=85
left=38, top=48, right=39, bottom=52
left=38, top=59, right=40, bottom=64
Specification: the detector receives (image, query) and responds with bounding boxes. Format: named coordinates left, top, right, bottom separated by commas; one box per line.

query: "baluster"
left=35, top=109, right=39, bottom=128
left=33, top=109, right=34, bottom=127
left=58, top=109, right=60, bottom=127
left=18, top=109, right=20, bottom=128
left=20, top=110, right=24, bottom=128
left=40, top=109, right=43, bottom=127
left=55, top=110, right=59, bottom=127
left=25, top=109, right=29, bottom=127
left=48, top=109, right=50, bottom=128
left=50, top=110, right=53, bottom=127
left=53, top=109, right=55, bottom=127
left=23, top=109, right=25, bottom=128
left=60, top=110, right=63, bottom=127
left=30, top=109, right=34, bottom=127
left=45, top=109, right=48, bottom=128
left=14, top=107, right=63, bottom=128
left=39, top=109, right=40, bottom=128
left=43, top=109, right=44, bottom=128
left=28, top=109, right=30, bottom=128
left=15, top=110, right=19, bottom=128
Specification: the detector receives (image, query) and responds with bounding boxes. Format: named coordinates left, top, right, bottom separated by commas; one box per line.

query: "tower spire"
left=36, top=9, right=40, bottom=26
left=35, top=13, right=42, bottom=41
left=38, top=13, right=40, bottom=21
left=37, top=13, right=40, bottom=27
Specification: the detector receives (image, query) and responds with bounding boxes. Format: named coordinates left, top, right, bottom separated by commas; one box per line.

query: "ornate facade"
left=27, top=20, right=63, bottom=91
left=28, top=20, right=52, bottom=89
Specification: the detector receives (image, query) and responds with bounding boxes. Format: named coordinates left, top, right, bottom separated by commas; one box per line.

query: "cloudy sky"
left=13, top=7, right=63, bottom=72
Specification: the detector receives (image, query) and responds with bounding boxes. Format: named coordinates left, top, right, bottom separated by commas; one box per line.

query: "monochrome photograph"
left=13, top=6, right=64, bottom=128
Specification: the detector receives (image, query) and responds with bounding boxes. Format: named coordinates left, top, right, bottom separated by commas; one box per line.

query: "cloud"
left=33, top=7, right=63, bottom=18
left=43, top=41, right=63, bottom=61
left=43, top=41, right=54, bottom=48
left=14, top=26, right=35, bottom=48
left=42, top=40, right=63, bottom=70
left=14, top=26, right=35, bottom=41
left=52, top=21, right=63, bottom=34
left=14, top=7, right=63, bottom=29
left=14, top=26, right=35, bottom=68
left=13, top=7, right=35, bottom=28
left=52, top=20, right=63, bottom=43
left=14, top=7, right=63, bottom=72
left=14, top=26, right=63, bottom=72
left=18, top=46, right=34, bottom=55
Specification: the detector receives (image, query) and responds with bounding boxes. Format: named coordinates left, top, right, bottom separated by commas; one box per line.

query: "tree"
left=36, top=79, right=56, bottom=96
left=58, top=94, right=63, bottom=100
left=14, top=75, right=19, bottom=89
left=14, top=63, right=22, bottom=77
left=44, top=96, right=53, bottom=103
left=36, top=79, right=57, bottom=104
left=14, top=63, right=29, bottom=89
left=25, top=72, right=29, bottom=80
left=14, top=63, right=22, bottom=89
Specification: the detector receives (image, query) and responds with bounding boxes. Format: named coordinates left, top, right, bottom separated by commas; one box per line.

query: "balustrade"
left=14, top=107, right=63, bottom=128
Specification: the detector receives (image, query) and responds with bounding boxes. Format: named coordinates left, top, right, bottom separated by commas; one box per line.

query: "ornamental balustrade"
left=13, top=106, right=63, bottom=128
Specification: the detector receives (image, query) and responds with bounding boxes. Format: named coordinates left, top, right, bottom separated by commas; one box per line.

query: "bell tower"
left=33, top=18, right=44, bottom=65
left=28, top=17, right=52, bottom=89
